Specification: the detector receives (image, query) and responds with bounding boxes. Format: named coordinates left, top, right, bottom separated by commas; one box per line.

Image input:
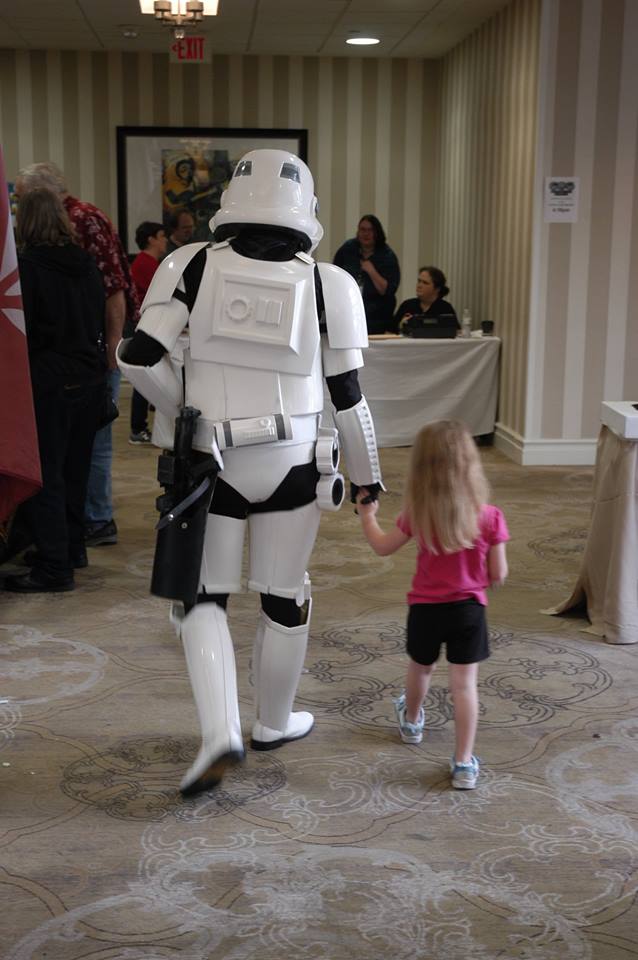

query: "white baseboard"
left=494, top=423, right=597, bottom=465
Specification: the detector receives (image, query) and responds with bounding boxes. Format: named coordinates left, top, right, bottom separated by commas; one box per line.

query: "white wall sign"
left=544, top=176, right=580, bottom=222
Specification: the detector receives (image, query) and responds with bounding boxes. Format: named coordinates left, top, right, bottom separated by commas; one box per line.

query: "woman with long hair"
left=333, top=215, right=400, bottom=334
left=5, top=189, right=106, bottom=592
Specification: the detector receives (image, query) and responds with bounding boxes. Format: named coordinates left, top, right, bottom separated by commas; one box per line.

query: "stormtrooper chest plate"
left=188, top=246, right=319, bottom=376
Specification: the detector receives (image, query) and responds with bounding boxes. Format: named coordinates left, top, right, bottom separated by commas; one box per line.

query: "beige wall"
left=4, top=0, right=634, bottom=464
left=525, top=0, right=638, bottom=459
left=0, top=50, right=440, bottom=306
left=434, top=0, right=638, bottom=462
left=435, top=0, right=541, bottom=438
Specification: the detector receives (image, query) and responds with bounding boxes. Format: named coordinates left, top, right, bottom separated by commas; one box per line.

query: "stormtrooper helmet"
left=210, top=149, right=323, bottom=253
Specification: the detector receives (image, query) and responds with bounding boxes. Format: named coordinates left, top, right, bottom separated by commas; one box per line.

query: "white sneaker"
left=393, top=693, right=424, bottom=744
left=450, top=755, right=480, bottom=789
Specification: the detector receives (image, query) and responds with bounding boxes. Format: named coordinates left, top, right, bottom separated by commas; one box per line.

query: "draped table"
left=545, top=423, right=638, bottom=644
left=323, top=335, right=501, bottom=447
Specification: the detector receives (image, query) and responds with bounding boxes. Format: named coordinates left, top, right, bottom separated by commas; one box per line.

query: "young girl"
left=356, top=420, right=509, bottom=789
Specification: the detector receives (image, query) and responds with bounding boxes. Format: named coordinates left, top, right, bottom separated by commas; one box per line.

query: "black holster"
left=150, top=407, right=219, bottom=606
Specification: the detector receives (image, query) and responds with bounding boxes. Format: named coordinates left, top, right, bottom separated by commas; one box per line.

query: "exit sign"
left=169, top=36, right=210, bottom=63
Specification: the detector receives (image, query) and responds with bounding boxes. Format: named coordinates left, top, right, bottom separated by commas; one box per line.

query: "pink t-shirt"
left=396, top=504, right=509, bottom=607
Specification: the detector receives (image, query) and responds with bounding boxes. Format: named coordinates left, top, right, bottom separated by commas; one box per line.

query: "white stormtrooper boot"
left=179, top=603, right=245, bottom=797
left=250, top=604, right=314, bottom=750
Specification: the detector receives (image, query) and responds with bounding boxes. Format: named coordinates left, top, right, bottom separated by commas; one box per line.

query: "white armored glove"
left=333, top=395, right=384, bottom=503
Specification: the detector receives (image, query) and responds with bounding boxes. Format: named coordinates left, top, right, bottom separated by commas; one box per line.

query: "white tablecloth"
left=324, top=336, right=501, bottom=447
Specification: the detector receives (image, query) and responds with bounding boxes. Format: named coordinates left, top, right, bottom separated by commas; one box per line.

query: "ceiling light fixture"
left=138, top=1, right=219, bottom=35
left=346, top=37, right=380, bottom=46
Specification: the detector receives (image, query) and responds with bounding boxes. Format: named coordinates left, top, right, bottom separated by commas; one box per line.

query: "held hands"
left=350, top=481, right=382, bottom=505
left=354, top=486, right=380, bottom=518
left=354, top=487, right=408, bottom=556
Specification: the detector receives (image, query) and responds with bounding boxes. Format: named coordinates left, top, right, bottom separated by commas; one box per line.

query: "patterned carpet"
left=1, top=396, right=637, bottom=960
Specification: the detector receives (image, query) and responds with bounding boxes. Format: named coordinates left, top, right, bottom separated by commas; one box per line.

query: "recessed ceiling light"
left=346, top=37, right=380, bottom=45
left=120, top=24, right=139, bottom=38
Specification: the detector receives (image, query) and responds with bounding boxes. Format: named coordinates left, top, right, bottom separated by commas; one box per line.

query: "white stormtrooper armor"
left=118, top=149, right=382, bottom=797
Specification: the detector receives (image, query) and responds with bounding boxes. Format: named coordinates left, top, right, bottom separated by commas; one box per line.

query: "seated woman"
left=391, top=266, right=458, bottom=335
left=333, top=215, right=400, bottom=335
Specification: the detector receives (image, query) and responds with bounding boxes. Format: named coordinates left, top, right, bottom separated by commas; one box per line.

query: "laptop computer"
left=405, top=314, right=459, bottom=339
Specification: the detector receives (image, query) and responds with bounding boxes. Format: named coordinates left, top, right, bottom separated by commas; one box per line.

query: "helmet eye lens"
left=280, top=162, right=300, bottom=182
left=234, top=160, right=252, bottom=177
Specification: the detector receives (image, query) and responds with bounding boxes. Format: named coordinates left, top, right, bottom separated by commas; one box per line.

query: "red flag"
left=0, top=147, right=41, bottom=523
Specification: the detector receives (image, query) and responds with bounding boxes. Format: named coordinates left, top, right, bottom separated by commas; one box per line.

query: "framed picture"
left=116, top=126, right=308, bottom=254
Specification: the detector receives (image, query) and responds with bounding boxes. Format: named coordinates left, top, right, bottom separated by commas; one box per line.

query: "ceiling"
left=0, top=0, right=512, bottom=58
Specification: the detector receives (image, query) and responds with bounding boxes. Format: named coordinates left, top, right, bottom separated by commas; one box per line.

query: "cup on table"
left=481, top=321, right=494, bottom=336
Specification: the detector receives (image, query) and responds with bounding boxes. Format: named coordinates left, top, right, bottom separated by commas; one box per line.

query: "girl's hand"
left=356, top=488, right=379, bottom=517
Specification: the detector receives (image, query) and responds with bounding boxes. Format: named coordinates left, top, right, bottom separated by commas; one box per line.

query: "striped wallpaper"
left=435, top=0, right=638, bottom=459
left=527, top=0, right=638, bottom=449
left=0, top=49, right=440, bottom=308
left=2, top=0, right=634, bottom=461
left=435, top=0, right=541, bottom=440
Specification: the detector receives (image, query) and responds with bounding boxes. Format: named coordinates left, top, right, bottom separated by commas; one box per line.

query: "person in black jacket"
left=5, top=189, right=106, bottom=593
left=391, top=265, right=458, bottom=335
left=333, top=215, right=400, bottom=335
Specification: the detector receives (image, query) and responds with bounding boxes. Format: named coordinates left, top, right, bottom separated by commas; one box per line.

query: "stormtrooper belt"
left=194, top=413, right=318, bottom=452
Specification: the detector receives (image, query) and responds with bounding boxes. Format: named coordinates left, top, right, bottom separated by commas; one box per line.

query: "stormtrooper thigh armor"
left=200, top=492, right=321, bottom=600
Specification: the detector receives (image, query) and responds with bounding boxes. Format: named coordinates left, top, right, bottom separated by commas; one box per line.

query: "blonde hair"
left=16, top=188, right=76, bottom=249
left=404, top=420, right=489, bottom=554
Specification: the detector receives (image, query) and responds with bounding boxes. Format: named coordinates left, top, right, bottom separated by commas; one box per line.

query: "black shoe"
left=129, top=429, right=152, bottom=445
left=0, top=517, right=32, bottom=564
left=4, top=570, right=75, bottom=593
left=84, top=519, right=118, bottom=546
left=23, top=546, right=88, bottom=569
left=70, top=545, right=89, bottom=568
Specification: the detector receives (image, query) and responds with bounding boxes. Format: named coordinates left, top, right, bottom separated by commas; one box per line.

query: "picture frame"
left=116, top=125, right=308, bottom=254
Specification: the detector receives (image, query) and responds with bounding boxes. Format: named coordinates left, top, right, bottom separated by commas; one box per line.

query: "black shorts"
left=406, top=599, right=489, bottom=666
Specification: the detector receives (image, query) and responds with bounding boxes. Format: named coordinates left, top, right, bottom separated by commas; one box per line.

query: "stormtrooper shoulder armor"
left=142, top=242, right=209, bottom=309
left=136, top=242, right=208, bottom=351
left=317, top=263, right=368, bottom=349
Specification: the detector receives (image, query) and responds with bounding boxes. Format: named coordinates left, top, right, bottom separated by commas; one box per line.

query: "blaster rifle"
left=150, top=406, right=220, bottom=606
